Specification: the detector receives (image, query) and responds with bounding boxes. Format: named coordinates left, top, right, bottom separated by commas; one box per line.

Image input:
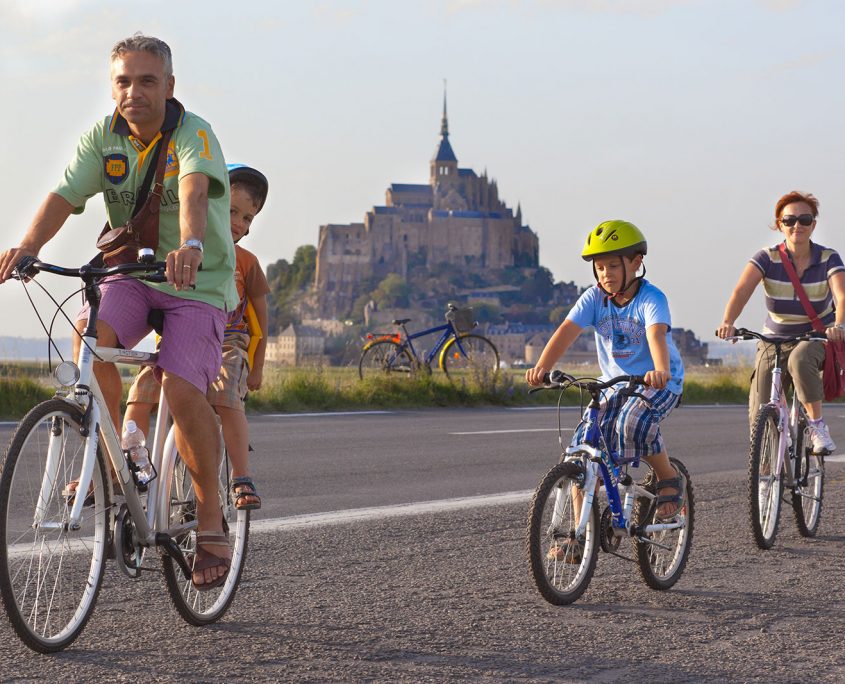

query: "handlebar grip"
left=13, top=255, right=39, bottom=279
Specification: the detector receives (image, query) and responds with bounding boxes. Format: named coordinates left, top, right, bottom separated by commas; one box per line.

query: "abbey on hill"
left=314, top=94, right=540, bottom=318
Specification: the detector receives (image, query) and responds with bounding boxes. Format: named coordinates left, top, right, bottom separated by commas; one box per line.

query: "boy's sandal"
left=654, top=469, right=687, bottom=522
left=230, top=476, right=261, bottom=511
left=191, top=531, right=231, bottom=592
left=62, top=473, right=120, bottom=507
left=546, top=538, right=583, bottom=564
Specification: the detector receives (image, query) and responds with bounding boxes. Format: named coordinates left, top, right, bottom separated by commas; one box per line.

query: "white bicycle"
left=0, top=255, right=249, bottom=653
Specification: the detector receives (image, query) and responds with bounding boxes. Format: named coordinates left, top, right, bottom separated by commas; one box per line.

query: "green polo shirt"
left=54, top=98, right=238, bottom=312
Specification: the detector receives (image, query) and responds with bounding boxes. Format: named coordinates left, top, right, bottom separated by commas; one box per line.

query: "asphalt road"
left=1, top=404, right=845, bottom=681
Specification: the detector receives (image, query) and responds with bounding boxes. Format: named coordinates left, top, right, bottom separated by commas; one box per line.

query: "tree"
left=549, top=306, right=569, bottom=326
left=372, top=273, right=410, bottom=309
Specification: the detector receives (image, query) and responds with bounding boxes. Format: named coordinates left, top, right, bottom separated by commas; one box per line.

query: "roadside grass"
left=0, top=361, right=824, bottom=420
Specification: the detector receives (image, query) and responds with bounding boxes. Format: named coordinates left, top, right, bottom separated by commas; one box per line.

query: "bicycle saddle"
left=392, top=318, right=411, bottom=325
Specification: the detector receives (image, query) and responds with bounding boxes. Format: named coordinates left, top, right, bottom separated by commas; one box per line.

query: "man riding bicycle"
left=0, top=34, right=238, bottom=591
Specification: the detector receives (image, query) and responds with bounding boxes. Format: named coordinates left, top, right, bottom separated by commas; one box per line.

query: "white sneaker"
left=808, top=420, right=836, bottom=454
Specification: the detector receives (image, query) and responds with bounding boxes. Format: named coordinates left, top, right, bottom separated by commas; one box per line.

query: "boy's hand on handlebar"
left=525, top=366, right=548, bottom=387
left=644, top=369, right=670, bottom=390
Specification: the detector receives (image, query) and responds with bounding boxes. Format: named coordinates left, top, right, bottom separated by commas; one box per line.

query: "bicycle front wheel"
left=440, top=334, right=499, bottom=379
left=161, top=441, right=249, bottom=625
left=792, top=419, right=823, bottom=536
left=749, top=405, right=783, bottom=549
left=633, top=457, right=694, bottom=591
left=358, top=340, right=414, bottom=379
left=0, top=399, right=110, bottom=653
left=526, top=461, right=598, bottom=605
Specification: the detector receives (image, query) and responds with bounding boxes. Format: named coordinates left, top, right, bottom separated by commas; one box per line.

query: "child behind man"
left=125, top=164, right=271, bottom=510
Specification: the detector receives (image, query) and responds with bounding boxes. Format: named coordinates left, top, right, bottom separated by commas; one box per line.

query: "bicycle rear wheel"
left=358, top=340, right=414, bottom=379
left=792, top=419, right=823, bottom=536
left=0, top=399, right=110, bottom=653
left=633, top=457, right=694, bottom=590
left=526, top=461, right=598, bottom=605
left=440, top=334, right=499, bottom=379
left=748, top=405, right=782, bottom=549
left=161, top=441, right=249, bottom=625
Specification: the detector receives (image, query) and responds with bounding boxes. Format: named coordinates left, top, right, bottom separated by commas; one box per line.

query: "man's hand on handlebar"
left=0, top=247, right=38, bottom=284
left=166, top=246, right=203, bottom=291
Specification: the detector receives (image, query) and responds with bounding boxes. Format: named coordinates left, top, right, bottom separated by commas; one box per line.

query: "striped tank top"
left=750, top=241, right=844, bottom=338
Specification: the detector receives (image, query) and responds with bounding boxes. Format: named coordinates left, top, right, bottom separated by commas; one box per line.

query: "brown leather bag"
left=96, top=130, right=172, bottom=266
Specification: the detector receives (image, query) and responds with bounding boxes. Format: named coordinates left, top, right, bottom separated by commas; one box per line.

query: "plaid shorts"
left=571, top=385, right=681, bottom=461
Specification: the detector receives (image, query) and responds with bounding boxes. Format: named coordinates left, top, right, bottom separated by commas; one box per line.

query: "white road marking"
left=262, top=411, right=394, bottom=418
left=250, top=490, right=533, bottom=533
left=449, top=428, right=571, bottom=435
left=825, top=455, right=845, bottom=463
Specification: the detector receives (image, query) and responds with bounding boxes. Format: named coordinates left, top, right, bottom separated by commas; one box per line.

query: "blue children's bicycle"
left=358, top=303, right=499, bottom=380
left=526, top=371, right=694, bottom=605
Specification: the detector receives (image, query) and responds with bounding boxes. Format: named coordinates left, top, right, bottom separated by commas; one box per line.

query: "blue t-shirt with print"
left=566, top=280, right=684, bottom=395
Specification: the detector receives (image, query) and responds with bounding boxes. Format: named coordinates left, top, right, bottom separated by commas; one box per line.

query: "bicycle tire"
left=0, top=399, right=110, bottom=653
left=526, top=460, right=598, bottom=605
left=440, top=334, right=499, bottom=379
left=161, top=436, right=249, bottom=625
left=633, top=457, right=694, bottom=591
left=358, top=340, right=414, bottom=380
left=791, top=419, right=823, bottom=537
left=748, top=405, right=783, bottom=550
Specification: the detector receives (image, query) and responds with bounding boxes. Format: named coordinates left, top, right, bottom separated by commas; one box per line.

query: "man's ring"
left=182, top=265, right=191, bottom=270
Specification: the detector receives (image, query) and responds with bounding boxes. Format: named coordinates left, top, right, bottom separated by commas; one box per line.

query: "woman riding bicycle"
left=717, top=191, right=845, bottom=453
left=526, top=220, right=686, bottom=527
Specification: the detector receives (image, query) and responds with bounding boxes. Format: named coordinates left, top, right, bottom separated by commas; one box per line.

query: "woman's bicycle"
left=727, top=328, right=826, bottom=549
left=0, top=256, right=249, bottom=653
left=358, top=303, right=499, bottom=380
left=526, top=371, right=694, bottom=605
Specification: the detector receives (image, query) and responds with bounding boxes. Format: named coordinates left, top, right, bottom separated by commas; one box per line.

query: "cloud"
left=313, top=2, right=365, bottom=25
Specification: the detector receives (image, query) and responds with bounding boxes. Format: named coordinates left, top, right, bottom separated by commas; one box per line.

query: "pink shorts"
left=77, top=277, right=226, bottom=393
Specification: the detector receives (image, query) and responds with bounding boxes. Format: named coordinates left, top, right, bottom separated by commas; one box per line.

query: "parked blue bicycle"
left=358, top=304, right=499, bottom=380
left=526, top=370, right=694, bottom=605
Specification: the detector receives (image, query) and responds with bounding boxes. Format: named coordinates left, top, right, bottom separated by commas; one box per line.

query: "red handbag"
left=777, top=242, right=845, bottom=401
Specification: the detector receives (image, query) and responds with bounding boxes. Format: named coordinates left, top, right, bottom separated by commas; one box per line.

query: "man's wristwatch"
left=180, top=238, right=203, bottom=253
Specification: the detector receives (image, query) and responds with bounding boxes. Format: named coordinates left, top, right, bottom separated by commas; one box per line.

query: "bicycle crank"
left=114, top=504, right=142, bottom=578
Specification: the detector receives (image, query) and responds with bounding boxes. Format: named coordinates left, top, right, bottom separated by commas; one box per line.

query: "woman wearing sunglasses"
left=717, top=190, right=845, bottom=453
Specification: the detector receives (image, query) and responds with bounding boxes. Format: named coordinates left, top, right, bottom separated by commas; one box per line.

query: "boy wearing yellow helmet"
left=526, top=220, right=685, bottom=520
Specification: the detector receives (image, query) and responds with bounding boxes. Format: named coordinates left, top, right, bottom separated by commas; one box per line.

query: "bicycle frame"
left=399, top=321, right=459, bottom=367
left=558, top=390, right=682, bottom=540
left=763, top=355, right=805, bottom=489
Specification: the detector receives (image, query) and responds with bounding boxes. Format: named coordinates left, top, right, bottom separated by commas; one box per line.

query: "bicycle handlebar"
left=14, top=255, right=167, bottom=284
left=541, top=370, right=648, bottom=391
left=722, top=327, right=827, bottom=345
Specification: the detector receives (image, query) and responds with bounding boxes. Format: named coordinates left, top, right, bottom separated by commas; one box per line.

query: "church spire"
left=431, top=79, right=458, bottom=183
left=440, top=79, right=449, bottom=138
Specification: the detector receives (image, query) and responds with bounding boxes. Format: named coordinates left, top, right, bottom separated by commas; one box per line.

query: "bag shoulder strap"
left=777, top=242, right=825, bottom=333
left=131, top=129, right=173, bottom=217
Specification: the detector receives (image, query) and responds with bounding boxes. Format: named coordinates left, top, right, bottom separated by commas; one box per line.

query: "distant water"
left=0, top=334, right=156, bottom=361
left=707, top=339, right=756, bottom=365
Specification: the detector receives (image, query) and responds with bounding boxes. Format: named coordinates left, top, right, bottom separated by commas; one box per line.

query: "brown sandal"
left=191, top=531, right=231, bottom=592
left=231, top=476, right=261, bottom=510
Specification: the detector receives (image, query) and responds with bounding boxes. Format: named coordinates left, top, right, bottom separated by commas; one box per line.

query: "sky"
left=2, top=0, right=844, bottom=344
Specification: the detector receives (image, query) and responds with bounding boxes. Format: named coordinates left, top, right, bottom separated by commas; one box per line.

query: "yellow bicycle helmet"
left=581, top=220, right=647, bottom=261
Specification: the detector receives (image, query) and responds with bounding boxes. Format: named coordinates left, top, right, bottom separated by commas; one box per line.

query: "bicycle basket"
left=446, top=306, right=475, bottom=334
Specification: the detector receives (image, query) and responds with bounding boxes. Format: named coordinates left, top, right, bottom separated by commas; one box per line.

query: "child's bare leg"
left=214, top=405, right=259, bottom=508
left=642, top=451, right=681, bottom=518
left=124, top=401, right=155, bottom=437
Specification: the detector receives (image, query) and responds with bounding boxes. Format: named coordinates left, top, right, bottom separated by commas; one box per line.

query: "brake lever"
left=12, top=255, right=38, bottom=280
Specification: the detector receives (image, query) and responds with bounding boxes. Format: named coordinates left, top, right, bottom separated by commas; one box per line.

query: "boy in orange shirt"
left=125, top=164, right=270, bottom=509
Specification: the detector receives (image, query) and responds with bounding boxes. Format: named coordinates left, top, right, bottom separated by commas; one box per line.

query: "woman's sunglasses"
left=779, top=214, right=815, bottom=227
